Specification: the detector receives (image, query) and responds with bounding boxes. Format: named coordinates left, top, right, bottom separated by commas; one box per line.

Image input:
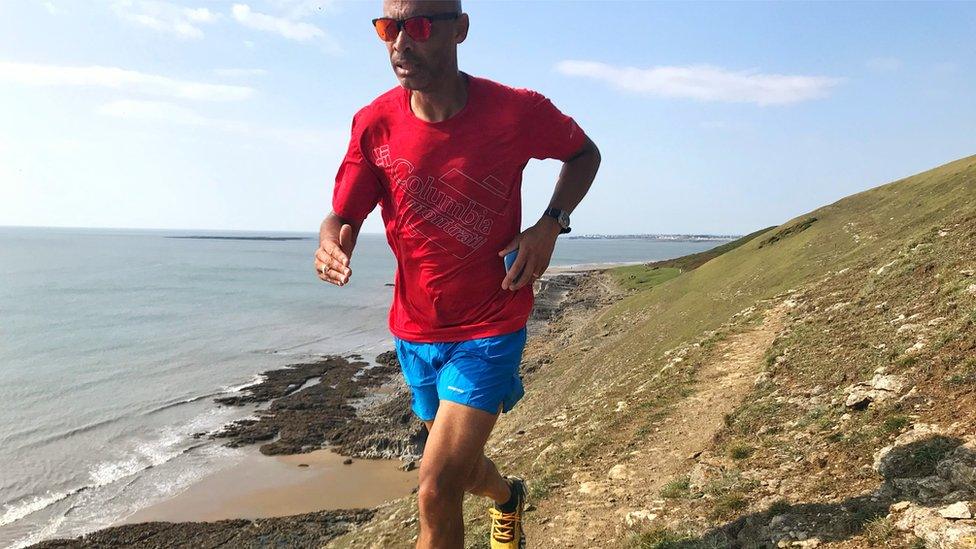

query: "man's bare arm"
left=499, top=135, right=602, bottom=290
left=314, top=211, right=364, bottom=286
left=542, top=134, right=602, bottom=225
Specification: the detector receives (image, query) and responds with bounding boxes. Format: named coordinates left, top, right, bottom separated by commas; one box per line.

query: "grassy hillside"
left=329, top=154, right=976, bottom=548
left=610, top=228, right=774, bottom=292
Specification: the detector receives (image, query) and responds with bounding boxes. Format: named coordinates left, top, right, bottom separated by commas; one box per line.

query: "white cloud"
left=555, top=60, right=843, bottom=106
left=112, top=1, right=218, bottom=39
left=0, top=62, right=255, bottom=101
left=231, top=3, right=340, bottom=53
left=232, top=4, right=321, bottom=41
left=97, top=99, right=343, bottom=151
left=184, top=7, right=217, bottom=23
left=213, top=68, right=268, bottom=78
left=42, top=2, right=66, bottom=15
left=866, top=57, right=902, bottom=72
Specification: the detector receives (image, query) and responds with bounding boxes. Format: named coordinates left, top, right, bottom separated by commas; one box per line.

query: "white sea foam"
left=9, top=511, right=67, bottom=549
left=221, top=373, right=267, bottom=394
left=0, top=490, right=73, bottom=527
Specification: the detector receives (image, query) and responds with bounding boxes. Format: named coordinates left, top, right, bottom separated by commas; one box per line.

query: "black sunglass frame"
left=371, top=12, right=460, bottom=41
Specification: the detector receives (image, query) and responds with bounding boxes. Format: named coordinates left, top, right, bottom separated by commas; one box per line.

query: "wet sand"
left=545, top=260, right=641, bottom=273
left=115, top=448, right=417, bottom=525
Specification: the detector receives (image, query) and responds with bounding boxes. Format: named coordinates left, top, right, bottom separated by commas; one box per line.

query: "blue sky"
left=1, top=1, right=974, bottom=235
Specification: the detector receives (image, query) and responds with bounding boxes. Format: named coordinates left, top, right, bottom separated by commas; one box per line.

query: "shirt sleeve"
left=521, top=90, right=587, bottom=162
left=331, top=110, right=383, bottom=223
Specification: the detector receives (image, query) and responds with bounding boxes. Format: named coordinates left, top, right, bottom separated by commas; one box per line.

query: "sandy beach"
left=114, top=447, right=417, bottom=524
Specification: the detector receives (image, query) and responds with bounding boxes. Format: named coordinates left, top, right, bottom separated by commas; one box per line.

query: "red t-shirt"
left=331, top=72, right=587, bottom=342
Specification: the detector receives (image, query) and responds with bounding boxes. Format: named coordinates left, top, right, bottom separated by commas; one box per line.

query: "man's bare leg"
left=416, top=401, right=512, bottom=548
left=422, top=408, right=510, bottom=500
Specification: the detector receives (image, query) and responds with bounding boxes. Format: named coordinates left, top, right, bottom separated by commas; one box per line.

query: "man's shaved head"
left=381, top=0, right=468, bottom=91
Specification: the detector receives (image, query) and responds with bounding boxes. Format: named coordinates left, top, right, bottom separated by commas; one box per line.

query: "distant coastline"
left=165, top=235, right=313, bottom=241
left=567, top=233, right=740, bottom=241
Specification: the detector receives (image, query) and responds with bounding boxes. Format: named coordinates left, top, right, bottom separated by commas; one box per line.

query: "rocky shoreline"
left=203, top=350, right=427, bottom=460
left=29, top=509, right=376, bottom=549
left=27, top=269, right=602, bottom=548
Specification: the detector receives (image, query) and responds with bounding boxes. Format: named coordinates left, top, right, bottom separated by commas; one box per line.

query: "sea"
left=0, top=226, right=724, bottom=548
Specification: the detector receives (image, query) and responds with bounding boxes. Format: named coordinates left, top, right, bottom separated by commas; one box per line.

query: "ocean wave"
left=220, top=373, right=267, bottom=394
left=93, top=372, right=267, bottom=421
left=8, top=510, right=67, bottom=549
left=0, top=412, right=221, bottom=531
left=10, top=376, right=267, bottom=453
left=0, top=489, right=76, bottom=528
left=7, top=414, right=125, bottom=451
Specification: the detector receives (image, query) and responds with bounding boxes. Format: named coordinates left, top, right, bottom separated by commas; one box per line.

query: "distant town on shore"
left=567, top=233, right=740, bottom=241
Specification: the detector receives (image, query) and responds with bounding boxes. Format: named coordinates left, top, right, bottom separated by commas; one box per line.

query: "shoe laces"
left=489, top=507, right=520, bottom=542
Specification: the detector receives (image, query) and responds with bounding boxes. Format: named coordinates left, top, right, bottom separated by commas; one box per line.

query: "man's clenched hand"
left=497, top=217, right=562, bottom=291
left=315, top=223, right=354, bottom=286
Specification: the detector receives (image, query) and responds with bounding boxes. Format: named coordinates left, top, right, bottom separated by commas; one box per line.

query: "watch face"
left=557, top=211, right=570, bottom=227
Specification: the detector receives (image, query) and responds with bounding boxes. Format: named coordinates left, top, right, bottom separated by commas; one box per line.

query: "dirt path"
left=527, top=301, right=789, bottom=547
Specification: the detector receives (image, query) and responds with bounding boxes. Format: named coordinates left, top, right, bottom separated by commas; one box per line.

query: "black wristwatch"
left=543, top=208, right=571, bottom=234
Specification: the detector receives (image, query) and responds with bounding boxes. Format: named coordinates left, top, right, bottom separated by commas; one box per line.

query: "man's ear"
left=455, top=12, right=469, bottom=43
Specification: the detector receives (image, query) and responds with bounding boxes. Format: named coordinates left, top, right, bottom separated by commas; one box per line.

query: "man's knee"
left=417, top=468, right=466, bottom=512
left=460, top=454, right=492, bottom=493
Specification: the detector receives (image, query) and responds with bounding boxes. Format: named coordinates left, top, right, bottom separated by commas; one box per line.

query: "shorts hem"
left=438, top=393, right=504, bottom=416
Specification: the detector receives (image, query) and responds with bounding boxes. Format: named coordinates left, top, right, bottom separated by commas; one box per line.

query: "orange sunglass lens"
left=374, top=18, right=399, bottom=41
left=403, top=17, right=431, bottom=41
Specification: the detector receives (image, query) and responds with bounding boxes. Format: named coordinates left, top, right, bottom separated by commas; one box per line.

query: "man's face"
left=381, top=0, right=467, bottom=91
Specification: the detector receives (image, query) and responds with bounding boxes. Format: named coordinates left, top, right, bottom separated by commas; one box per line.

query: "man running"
left=314, top=1, right=601, bottom=547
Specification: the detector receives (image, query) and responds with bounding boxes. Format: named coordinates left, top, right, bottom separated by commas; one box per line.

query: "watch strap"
left=544, top=208, right=572, bottom=234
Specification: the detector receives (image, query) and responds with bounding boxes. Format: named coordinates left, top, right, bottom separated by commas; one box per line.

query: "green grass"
left=593, top=155, right=976, bottom=545
left=729, top=443, right=754, bottom=460
left=757, top=216, right=818, bottom=248
left=610, top=226, right=776, bottom=293
left=640, top=226, right=777, bottom=272
left=881, top=415, right=910, bottom=434
left=725, top=399, right=784, bottom=436
left=900, top=437, right=960, bottom=477
left=583, top=156, right=976, bottom=443
left=864, top=516, right=896, bottom=546
left=710, top=493, right=748, bottom=519
left=660, top=476, right=691, bottom=499
left=945, top=357, right=976, bottom=385
left=611, top=265, right=682, bottom=292
left=526, top=471, right=563, bottom=501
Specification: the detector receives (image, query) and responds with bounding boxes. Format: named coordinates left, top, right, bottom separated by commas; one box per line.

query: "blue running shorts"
left=392, top=326, right=528, bottom=421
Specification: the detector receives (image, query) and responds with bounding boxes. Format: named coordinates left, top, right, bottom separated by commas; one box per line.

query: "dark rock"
left=208, top=355, right=410, bottom=456
left=375, top=350, right=399, bottom=366
left=27, top=508, right=374, bottom=549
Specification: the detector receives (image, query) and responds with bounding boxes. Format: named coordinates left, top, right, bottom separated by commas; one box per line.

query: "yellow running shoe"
left=488, top=476, right=526, bottom=549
